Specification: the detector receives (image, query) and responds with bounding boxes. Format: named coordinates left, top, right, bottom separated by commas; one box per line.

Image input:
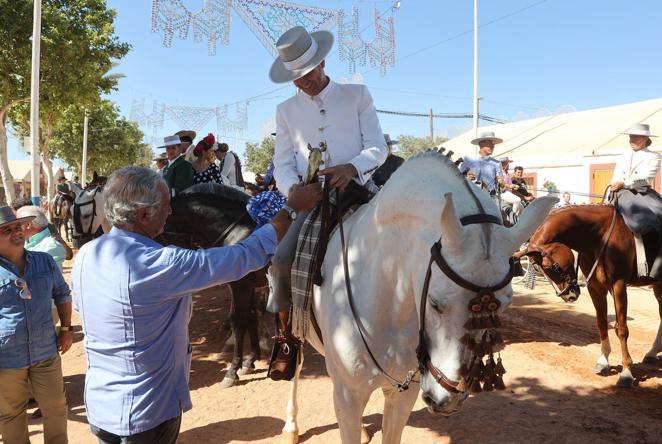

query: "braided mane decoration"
left=549, top=202, right=614, bottom=215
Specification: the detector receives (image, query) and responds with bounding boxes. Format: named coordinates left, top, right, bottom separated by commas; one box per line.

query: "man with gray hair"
left=71, top=166, right=321, bottom=443
left=16, top=206, right=67, bottom=270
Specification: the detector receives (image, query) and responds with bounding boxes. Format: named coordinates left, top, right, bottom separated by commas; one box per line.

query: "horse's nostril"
left=422, top=394, right=433, bottom=405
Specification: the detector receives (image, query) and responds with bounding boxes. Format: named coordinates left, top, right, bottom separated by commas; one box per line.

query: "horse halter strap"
left=417, top=213, right=513, bottom=394
left=73, top=187, right=99, bottom=239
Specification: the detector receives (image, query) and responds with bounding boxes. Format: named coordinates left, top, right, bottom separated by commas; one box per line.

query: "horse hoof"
left=594, top=362, right=609, bottom=374
left=280, top=430, right=299, bottom=444
left=642, top=355, right=659, bottom=365
left=616, top=375, right=634, bottom=388
left=219, top=377, right=237, bottom=389
left=361, top=426, right=371, bottom=444
left=237, top=366, right=253, bottom=376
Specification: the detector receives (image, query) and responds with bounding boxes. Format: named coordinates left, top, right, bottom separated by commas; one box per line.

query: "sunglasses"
left=15, top=278, right=32, bottom=300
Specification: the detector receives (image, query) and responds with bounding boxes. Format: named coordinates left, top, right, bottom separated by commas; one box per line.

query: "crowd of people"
left=1, top=23, right=660, bottom=444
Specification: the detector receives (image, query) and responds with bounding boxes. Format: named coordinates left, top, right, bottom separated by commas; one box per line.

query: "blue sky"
left=8, top=0, right=662, bottom=167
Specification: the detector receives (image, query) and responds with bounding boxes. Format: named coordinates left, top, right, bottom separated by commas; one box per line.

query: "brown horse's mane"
left=548, top=202, right=614, bottom=215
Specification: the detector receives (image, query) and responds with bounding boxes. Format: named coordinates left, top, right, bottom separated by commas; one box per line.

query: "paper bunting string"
left=166, top=106, right=218, bottom=131
left=151, top=0, right=398, bottom=75
left=191, top=0, right=233, bottom=55
left=233, top=0, right=338, bottom=57
left=130, top=98, right=166, bottom=133
left=217, top=103, right=248, bottom=136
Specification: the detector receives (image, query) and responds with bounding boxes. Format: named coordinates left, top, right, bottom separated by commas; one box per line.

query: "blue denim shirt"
left=459, top=155, right=504, bottom=192
left=72, top=225, right=277, bottom=436
left=0, top=250, right=71, bottom=369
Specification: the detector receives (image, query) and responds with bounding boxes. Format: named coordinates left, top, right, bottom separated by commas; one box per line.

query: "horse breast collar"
left=417, top=213, right=513, bottom=394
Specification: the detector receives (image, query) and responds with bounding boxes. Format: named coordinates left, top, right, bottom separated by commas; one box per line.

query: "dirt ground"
left=10, top=261, right=662, bottom=444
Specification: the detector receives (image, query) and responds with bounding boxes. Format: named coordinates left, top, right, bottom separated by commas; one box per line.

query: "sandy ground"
left=8, top=261, right=662, bottom=444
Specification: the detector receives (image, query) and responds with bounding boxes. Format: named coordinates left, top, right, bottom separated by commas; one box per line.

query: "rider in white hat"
left=610, top=123, right=662, bottom=278
left=267, top=26, right=387, bottom=342
left=459, top=131, right=504, bottom=194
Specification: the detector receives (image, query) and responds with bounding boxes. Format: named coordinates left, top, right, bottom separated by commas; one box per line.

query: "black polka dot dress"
left=193, top=163, right=223, bottom=185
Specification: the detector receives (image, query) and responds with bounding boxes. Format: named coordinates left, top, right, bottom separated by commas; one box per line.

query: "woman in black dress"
left=192, top=133, right=223, bottom=185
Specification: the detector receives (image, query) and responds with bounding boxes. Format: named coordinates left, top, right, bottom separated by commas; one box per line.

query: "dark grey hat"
left=0, top=206, right=34, bottom=229
left=269, top=26, right=334, bottom=83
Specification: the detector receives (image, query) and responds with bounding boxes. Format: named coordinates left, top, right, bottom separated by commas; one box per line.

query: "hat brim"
left=158, top=143, right=179, bottom=148
left=623, top=131, right=657, bottom=137
left=269, top=31, right=334, bottom=84
left=0, top=215, right=35, bottom=229
left=471, top=137, right=503, bottom=145
left=176, top=130, right=197, bottom=140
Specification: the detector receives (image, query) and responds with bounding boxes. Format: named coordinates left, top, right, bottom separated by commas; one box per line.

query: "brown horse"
left=514, top=204, right=662, bottom=387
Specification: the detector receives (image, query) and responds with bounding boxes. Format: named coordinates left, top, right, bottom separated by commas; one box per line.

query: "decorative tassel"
left=470, top=378, right=483, bottom=393
left=495, top=356, right=506, bottom=375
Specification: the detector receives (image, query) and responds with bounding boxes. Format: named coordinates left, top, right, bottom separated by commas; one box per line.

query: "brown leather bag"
left=267, top=335, right=299, bottom=381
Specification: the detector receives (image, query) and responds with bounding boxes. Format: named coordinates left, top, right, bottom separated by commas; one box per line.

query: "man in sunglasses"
left=0, top=206, right=72, bottom=444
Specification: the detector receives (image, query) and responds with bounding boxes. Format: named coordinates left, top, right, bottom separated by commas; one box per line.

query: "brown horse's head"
left=514, top=241, right=581, bottom=302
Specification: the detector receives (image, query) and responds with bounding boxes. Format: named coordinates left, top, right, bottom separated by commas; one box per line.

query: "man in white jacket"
left=267, top=26, right=387, bottom=323
left=610, top=123, right=662, bottom=278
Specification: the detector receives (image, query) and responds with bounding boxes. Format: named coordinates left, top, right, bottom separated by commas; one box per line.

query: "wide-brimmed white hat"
left=471, top=131, right=503, bottom=145
left=623, top=123, right=656, bottom=137
left=269, top=26, right=334, bottom=84
left=158, top=135, right=181, bottom=148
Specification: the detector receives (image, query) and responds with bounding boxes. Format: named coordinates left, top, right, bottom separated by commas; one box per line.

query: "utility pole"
left=82, top=110, right=89, bottom=187
left=29, top=0, right=42, bottom=206
left=429, top=108, right=434, bottom=145
left=473, top=0, right=479, bottom=139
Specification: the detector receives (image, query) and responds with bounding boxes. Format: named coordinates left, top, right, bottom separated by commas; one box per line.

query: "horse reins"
left=338, top=190, right=514, bottom=393
left=209, top=211, right=248, bottom=247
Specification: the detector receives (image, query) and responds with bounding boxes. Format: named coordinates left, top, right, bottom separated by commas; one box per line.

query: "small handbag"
left=267, top=324, right=300, bottom=381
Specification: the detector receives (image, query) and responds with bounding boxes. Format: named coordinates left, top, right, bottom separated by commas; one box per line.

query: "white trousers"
left=501, top=191, right=523, bottom=215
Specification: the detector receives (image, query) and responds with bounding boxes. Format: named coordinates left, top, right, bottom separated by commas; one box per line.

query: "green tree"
left=244, top=136, right=275, bottom=174
left=49, top=101, right=149, bottom=176
left=1, top=0, right=129, bottom=203
left=395, top=134, right=448, bottom=160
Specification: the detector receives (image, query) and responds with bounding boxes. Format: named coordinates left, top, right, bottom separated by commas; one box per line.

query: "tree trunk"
left=0, top=111, right=16, bottom=205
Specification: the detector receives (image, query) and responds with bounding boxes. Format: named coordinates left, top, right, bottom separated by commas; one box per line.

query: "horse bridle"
left=340, top=203, right=515, bottom=393
left=531, top=204, right=618, bottom=299
left=416, top=214, right=516, bottom=393
left=72, top=187, right=101, bottom=242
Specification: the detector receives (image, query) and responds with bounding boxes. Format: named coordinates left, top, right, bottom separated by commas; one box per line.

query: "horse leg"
left=380, top=385, right=418, bottom=444
left=238, top=303, right=261, bottom=374
left=588, top=282, right=611, bottom=374
left=643, top=282, right=662, bottom=364
left=220, top=282, right=247, bottom=388
left=281, top=348, right=304, bottom=444
left=611, top=280, right=634, bottom=387
left=220, top=324, right=244, bottom=389
left=331, top=377, right=371, bottom=444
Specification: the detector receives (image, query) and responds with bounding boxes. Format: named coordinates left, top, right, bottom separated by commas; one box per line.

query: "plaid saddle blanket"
left=290, top=190, right=335, bottom=341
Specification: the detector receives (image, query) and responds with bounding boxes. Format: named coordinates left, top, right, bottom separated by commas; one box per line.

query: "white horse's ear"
left=439, top=193, right=464, bottom=250
left=508, top=196, right=558, bottom=249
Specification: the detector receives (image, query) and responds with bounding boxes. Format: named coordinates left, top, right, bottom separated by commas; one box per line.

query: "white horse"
left=281, top=149, right=557, bottom=444
left=70, top=184, right=109, bottom=248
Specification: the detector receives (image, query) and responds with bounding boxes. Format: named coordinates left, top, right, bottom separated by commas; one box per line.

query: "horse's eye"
left=429, top=299, right=444, bottom=314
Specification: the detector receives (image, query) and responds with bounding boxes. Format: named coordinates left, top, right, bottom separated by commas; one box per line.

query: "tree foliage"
left=394, top=134, right=448, bottom=160
left=49, top=101, right=149, bottom=176
left=244, top=136, right=274, bottom=174
left=0, top=0, right=129, bottom=201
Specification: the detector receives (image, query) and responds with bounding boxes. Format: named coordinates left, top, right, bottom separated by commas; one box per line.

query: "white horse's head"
left=377, top=150, right=557, bottom=415
left=70, top=186, right=107, bottom=247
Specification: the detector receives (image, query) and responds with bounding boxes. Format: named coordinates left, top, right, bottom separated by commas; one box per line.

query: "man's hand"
left=524, top=195, right=535, bottom=202
left=610, top=181, right=625, bottom=192
left=466, top=171, right=477, bottom=181
left=318, top=163, right=358, bottom=190
left=287, top=182, right=323, bottom=212
left=57, top=330, right=73, bottom=354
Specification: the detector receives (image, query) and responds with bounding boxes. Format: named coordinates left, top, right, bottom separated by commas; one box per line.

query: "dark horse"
left=158, top=183, right=269, bottom=388
left=514, top=204, right=662, bottom=387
